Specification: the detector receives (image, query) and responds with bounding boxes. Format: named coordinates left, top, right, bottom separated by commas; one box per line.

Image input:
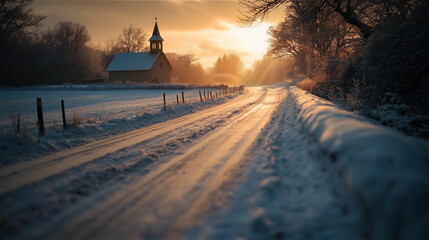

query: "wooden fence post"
left=215, top=91, right=218, bottom=99
left=199, top=90, right=203, bottom=102
left=61, top=100, right=67, bottom=129
left=36, top=98, right=44, bottom=135
left=181, top=91, right=185, bottom=104
left=204, top=90, right=206, bottom=101
left=163, top=93, right=166, bottom=110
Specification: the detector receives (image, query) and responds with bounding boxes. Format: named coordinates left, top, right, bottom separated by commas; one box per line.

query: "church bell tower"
left=149, top=19, right=164, bottom=54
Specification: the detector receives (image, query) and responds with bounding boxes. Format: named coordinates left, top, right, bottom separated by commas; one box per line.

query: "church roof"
left=149, top=22, right=164, bottom=41
left=106, top=52, right=160, bottom=71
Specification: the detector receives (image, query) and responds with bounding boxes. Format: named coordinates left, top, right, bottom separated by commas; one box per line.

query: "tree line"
left=0, top=0, right=99, bottom=85
left=241, top=0, right=429, bottom=116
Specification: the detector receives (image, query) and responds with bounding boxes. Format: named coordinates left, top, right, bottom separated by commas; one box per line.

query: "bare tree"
left=178, top=53, right=199, bottom=68
left=102, top=38, right=121, bottom=69
left=260, top=0, right=429, bottom=120
left=268, top=0, right=355, bottom=78
left=165, top=52, right=205, bottom=84
left=240, top=0, right=373, bottom=37
left=241, top=0, right=427, bottom=40
left=102, top=25, right=148, bottom=69
left=239, top=0, right=287, bottom=24
left=0, top=0, right=45, bottom=51
left=118, top=25, right=148, bottom=53
left=0, top=0, right=46, bottom=86
left=43, top=21, right=91, bottom=81
left=44, top=21, right=90, bottom=58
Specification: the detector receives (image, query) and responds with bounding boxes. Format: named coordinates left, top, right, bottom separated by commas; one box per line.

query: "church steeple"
left=149, top=19, right=164, bottom=54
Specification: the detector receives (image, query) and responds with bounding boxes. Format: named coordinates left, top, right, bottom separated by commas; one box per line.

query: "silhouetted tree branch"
left=118, top=25, right=148, bottom=53
left=42, top=21, right=91, bottom=82
left=0, top=0, right=45, bottom=51
left=239, top=0, right=287, bottom=24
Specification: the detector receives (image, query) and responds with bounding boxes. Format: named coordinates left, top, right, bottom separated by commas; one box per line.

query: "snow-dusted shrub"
left=86, top=115, right=100, bottom=125
left=346, top=79, right=362, bottom=111
left=365, top=92, right=429, bottom=138
left=72, top=111, right=83, bottom=127
left=9, top=112, right=22, bottom=134
left=297, top=77, right=317, bottom=92
left=9, top=112, right=30, bottom=136
left=310, top=78, right=345, bottom=101
left=9, top=112, right=30, bottom=137
left=52, top=117, right=59, bottom=132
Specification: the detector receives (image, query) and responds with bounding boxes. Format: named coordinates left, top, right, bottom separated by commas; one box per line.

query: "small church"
left=106, top=20, right=172, bottom=83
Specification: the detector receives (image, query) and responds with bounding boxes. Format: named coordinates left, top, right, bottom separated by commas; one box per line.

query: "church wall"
left=151, top=55, right=171, bottom=83
left=109, top=70, right=151, bottom=83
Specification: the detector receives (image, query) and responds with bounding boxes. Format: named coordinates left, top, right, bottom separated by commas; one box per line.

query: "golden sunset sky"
left=33, top=0, right=284, bottom=69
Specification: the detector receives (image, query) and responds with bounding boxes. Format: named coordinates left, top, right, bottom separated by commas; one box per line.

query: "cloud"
left=196, top=41, right=250, bottom=57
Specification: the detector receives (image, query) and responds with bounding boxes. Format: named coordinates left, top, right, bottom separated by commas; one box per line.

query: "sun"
left=199, top=21, right=274, bottom=69
left=222, top=22, right=271, bottom=54
left=163, top=21, right=273, bottom=69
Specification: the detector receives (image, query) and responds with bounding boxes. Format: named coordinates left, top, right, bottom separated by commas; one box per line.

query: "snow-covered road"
left=46, top=86, right=283, bottom=239
left=1, top=84, right=427, bottom=239
left=1, top=86, right=289, bottom=238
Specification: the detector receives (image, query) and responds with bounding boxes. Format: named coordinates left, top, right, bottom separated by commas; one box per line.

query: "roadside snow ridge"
left=290, top=86, right=429, bottom=239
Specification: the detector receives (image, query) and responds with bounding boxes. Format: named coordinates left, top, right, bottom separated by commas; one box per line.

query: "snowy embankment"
left=290, top=86, right=429, bottom=238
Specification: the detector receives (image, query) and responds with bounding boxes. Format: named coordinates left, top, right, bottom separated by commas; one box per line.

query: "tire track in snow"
left=188, top=89, right=359, bottom=239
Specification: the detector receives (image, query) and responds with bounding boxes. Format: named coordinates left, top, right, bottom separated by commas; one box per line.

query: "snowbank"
left=290, top=86, right=429, bottom=239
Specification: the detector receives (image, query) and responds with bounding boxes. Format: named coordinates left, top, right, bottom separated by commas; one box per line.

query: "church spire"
left=149, top=18, right=164, bottom=54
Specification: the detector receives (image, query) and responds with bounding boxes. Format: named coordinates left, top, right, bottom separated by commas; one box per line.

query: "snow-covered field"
left=1, top=85, right=234, bottom=165
left=0, top=83, right=428, bottom=239
left=0, top=85, right=207, bottom=130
